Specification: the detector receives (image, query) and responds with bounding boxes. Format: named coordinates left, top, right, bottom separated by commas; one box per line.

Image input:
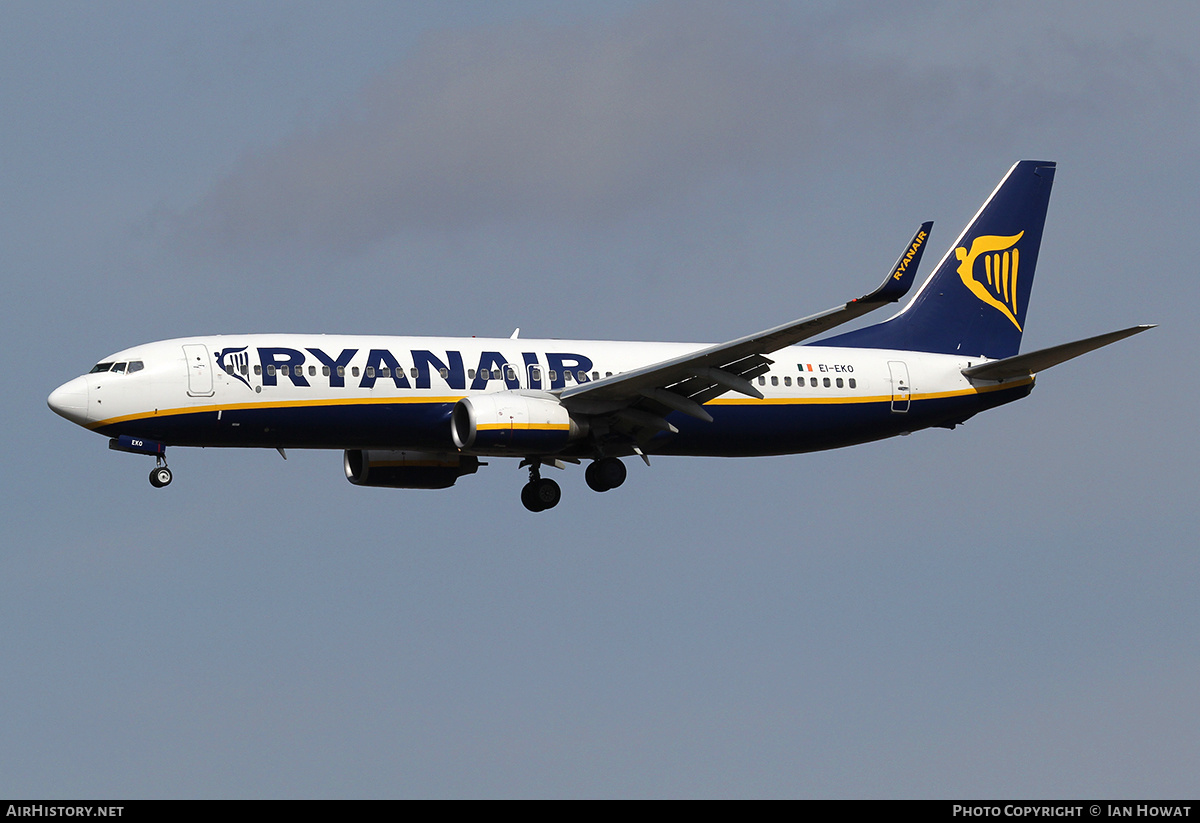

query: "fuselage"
left=48, top=334, right=1033, bottom=458
left=46, top=162, right=1150, bottom=511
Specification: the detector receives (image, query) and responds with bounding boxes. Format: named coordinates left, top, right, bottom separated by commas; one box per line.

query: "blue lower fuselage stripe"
left=92, top=383, right=1031, bottom=455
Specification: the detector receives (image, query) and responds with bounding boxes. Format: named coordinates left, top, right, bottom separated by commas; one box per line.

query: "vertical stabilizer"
left=815, top=161, right=1056, bottom=358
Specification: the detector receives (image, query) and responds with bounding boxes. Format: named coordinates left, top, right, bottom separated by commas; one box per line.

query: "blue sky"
left=3, top=1, right=1197, bottom=797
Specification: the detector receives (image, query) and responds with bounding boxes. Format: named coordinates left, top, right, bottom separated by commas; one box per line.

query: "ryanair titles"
left=215, top=346, right=595, bottom=393
left=892, top=228, right=929, bottom=281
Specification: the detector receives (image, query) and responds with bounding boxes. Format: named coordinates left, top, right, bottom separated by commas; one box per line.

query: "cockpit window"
left=89, top=360, right=144, bottom=374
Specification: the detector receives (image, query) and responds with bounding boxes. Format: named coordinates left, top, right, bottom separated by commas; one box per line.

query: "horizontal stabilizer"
left=962, top=325, right=1155, bottom=380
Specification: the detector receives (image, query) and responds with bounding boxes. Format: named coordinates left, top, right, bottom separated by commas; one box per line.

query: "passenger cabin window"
left=784, top=376, right=791, bottom=386
left=771, top=376, right=778, bottom=386
left=443, top=367, right=452, bottom=380
left=848, top=378, right=857, bottom=389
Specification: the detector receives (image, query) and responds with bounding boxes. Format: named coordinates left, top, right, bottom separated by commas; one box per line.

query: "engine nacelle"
left=451, top=392, right=584, bottom=454
left=344, top=449, right=480, bottom=489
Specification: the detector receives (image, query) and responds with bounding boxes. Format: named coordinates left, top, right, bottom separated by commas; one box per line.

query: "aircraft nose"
left=48, top=376, right=89, bottom=425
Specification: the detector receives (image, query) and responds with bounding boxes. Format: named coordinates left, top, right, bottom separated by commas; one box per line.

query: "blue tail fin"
left=814, top=160, right=1056, bottom=359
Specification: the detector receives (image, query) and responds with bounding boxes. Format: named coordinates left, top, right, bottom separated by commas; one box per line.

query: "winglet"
left=853, top=221, right=933, bottom=305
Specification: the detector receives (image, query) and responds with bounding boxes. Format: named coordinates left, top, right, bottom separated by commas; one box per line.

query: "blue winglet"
left=854, top=221, right=934, bottom=305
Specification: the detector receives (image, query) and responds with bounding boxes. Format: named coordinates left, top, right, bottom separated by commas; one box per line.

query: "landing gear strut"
left=520, top=463, right=561, bottom=512
left=149, top=457, right=172, bottom=488
left=585, top=457, right=626, bottom=492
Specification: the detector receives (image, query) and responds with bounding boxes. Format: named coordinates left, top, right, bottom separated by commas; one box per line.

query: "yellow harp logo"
left=955, top=232, right=1024, bottom=330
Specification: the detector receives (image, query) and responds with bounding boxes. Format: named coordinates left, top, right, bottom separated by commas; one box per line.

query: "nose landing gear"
left=108, top=436, right=173, bottom=488
left=149, top=458, right=172, bottom=488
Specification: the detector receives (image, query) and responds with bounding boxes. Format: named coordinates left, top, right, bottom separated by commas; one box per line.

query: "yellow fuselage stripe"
left=706, top=377, right=1032, bottom=405
left=87, top=378, right=1031, bottom=430
left=87, top=395, right=466, bottom=430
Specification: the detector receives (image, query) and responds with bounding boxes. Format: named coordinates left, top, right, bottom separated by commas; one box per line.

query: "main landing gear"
left=521, top=463, right=561, bottom=513
left=520, top=457, right=628, bottom=512
left=585, top=457, right=626, bottom=493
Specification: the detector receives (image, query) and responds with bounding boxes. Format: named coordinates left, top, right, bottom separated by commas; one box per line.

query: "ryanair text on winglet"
left=893, top=230, right=928, bottom=281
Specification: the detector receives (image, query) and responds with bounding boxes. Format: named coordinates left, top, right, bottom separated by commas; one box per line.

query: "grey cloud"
left=179, top=5, right=935, bottom=251
left=178, top=2, right=1188, bottom=253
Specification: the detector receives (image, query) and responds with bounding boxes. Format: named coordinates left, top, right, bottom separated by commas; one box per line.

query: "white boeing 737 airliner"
left=49, top=161, right=1152, bottom=511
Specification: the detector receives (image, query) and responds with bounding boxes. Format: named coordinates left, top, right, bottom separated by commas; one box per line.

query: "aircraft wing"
left=961, top=324, right=1155, bottom=381
left=559, top=223, right=933, bottom=429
